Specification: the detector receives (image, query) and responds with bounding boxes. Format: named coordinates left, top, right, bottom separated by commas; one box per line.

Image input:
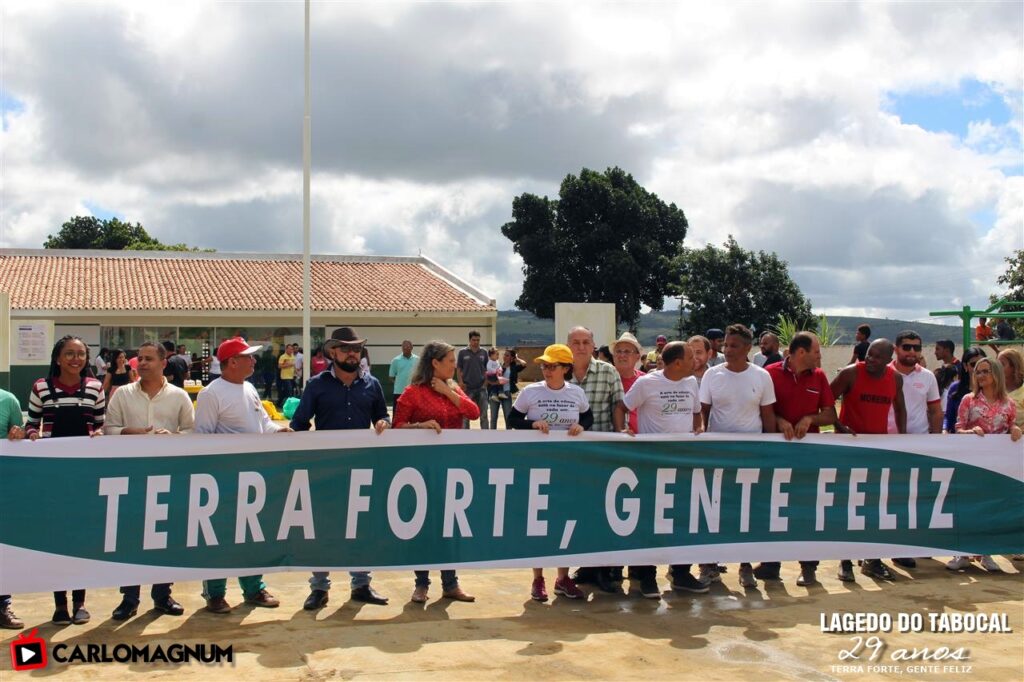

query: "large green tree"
left=669, top=236, right=813, bottom=336
left=501, top=167, right=688, bottom=330
left=992, top=248, right=1024, bottom=336
left=43, top=215, right=210, bottom=251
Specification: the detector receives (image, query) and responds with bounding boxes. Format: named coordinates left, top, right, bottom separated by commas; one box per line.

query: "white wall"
left=554, top=303, right=617, bottom=348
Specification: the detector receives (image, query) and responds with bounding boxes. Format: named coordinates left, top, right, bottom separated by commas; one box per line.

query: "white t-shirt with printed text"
left=699, top=362, right=776, bottom=433
left=512, top=381, right=590, bottom=429
left=622, top=370, right=699, bottom=434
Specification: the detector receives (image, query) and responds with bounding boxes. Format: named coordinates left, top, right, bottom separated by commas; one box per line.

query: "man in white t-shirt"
left=294, top=346, right=304, bottom=389
left=195, top=337, right=293, bottom=613
left=886, top=330, right=941, bottom=571
left=887, top=331, right=942, bottom=435
left=699, top=324, right=776, bottom=589
left=616, top=341, right=705, bottom=597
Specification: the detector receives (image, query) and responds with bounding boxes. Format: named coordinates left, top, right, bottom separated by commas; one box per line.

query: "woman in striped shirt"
left=17, top=335, right=105, bottom=625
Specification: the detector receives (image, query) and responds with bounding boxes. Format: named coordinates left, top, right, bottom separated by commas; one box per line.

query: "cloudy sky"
left=2, top=1, right=1021, bottom=323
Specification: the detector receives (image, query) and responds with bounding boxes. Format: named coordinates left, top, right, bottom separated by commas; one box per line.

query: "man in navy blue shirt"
left=290, top=325, right=391, bottom=609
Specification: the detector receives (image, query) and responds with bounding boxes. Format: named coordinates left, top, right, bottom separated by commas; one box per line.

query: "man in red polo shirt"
left=753, top=332, right=837, bottom=586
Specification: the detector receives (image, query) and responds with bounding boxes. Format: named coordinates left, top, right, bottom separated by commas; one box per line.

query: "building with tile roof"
left=0, top=249, right=496, bottom=404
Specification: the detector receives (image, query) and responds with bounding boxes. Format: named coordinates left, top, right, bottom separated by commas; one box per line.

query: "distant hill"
left=496, top=310, right=961, bottom=347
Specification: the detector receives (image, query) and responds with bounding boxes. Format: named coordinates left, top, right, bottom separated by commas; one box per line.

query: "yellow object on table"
left=262, top=400, right=284, bottom=421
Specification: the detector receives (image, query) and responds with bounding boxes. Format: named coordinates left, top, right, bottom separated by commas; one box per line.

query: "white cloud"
left=1, top=1, right=1021, bottom=316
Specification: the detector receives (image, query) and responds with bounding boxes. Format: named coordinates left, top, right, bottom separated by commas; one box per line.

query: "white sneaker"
left=946, top=556, right=970, bottom=571
left=978, top=555, right=1001, bottom=572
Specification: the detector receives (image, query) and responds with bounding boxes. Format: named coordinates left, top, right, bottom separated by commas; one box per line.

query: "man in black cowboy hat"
left=290, top=325, right=392, bottom=609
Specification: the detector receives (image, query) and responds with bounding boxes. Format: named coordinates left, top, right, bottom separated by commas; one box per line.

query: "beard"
left=334, top=359, right=360, bottom=373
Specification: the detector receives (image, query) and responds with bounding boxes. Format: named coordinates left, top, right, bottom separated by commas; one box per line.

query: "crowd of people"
left=1, top=320, right=1021, bottom=628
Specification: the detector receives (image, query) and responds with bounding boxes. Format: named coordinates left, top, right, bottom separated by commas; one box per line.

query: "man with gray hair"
left=567, top=325, right=625, bottom=592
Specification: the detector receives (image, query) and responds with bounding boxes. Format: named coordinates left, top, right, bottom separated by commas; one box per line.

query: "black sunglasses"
left=900, top=344, right=922, bottom=352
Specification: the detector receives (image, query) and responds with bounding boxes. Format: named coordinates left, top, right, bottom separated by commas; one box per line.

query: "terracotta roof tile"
left=0, top=253, right=494, bottom=313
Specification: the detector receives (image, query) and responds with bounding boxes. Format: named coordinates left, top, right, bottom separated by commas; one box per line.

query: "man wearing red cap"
left=644, top=334, right=668, bottom=371
left=194, top=336, right=291, bottom=613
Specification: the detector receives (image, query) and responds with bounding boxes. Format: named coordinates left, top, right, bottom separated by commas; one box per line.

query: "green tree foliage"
left=992, top=249, right=1024, bottom=336
left=670, top=236, right=813, bottom=335
left=43, top=216, right=210, bottom=251
left=501, top=167, right=688, bottom=330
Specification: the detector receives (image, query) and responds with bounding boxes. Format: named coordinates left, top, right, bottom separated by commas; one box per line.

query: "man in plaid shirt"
left=567, top=326, right=626, bottom=593
left=567, top=326, right=625, bottom=433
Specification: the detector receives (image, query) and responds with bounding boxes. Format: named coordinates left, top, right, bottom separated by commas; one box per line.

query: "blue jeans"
left=462, top=386, right=489, bottom=429
left=309, top=571, right=371, bottom=591
left=489, top=393, right=511, bottom=429
left=414, top=570, right=459, bottom=590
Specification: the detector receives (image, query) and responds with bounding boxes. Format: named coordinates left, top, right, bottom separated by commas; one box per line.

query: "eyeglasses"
left=540, top=363, right=562, bottom=371
left=613, top=349, right=638, bottom=355
left=900, top=344, right=922, bottom=352
left=974, top=368, right=992, bottom=376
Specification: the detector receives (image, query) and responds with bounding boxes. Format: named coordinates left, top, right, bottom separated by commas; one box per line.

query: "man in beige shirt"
left=104, top=341, right=194, bottom=620
left=105, top=342, right=195, bottom=436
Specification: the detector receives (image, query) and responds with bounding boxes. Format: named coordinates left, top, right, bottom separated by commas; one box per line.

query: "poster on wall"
left=15, top=321, right=53, bottom=363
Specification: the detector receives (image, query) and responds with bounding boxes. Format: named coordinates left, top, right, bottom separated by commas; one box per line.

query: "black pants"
left=54, top=590, right=86, bottom=607
left=119, top=583, right=173, bottom=605
left=760, top=561, right=819, bottom=571
left=628, top=565, right=657, bottom=579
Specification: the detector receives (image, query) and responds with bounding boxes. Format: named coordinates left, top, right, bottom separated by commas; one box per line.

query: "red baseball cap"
left=216, top=336, right=262, bottom=363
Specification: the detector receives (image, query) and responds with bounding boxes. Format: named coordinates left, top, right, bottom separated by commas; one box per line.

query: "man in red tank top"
left=829, top=339, right=907, bottom=583
left=832, top=339, right=906, bottom=435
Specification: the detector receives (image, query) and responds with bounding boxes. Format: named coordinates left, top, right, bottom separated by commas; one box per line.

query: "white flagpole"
left=302, top=0, right=312, bottom=386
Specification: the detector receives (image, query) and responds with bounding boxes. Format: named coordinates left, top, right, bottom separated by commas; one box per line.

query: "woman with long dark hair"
left=393, top=340, right=479, bottom=603
left=101, top=348, right=136, bottom=400
left=943, top=347, right=986, bottom=432
left=14, top=335, right=105, bottom=625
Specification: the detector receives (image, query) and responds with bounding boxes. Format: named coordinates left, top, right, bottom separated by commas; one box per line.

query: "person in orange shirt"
left=975, top=317, right=994, bottom=341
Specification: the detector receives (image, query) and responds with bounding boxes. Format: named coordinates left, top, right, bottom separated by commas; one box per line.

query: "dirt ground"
left=1, top=560, right=1021, bottom=680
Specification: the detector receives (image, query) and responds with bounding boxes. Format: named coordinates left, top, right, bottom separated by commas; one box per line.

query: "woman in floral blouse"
left=393, top=340, right=480, bottom=604
left=947, top=357, right=1021, bottom=573
left=954, top=358, right=1021, bottom=440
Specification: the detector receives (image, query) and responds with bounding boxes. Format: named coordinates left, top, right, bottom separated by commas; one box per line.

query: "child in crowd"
left=486, top=348, right=504, bottom=402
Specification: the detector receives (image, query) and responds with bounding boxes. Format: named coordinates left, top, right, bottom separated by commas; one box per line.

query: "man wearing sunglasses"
left=887, top=331, right=942, bottom=436
left=290, top=326, right=392, bottom=610
left=885, top=331, right=941, bottom=572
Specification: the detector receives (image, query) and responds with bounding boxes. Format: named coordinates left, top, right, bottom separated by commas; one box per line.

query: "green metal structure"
left=929, top=299, right=1024, bottom=351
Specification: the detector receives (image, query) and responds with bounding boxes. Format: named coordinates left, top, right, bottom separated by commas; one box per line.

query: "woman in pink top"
left=947, top=357, right=1021, bottom=573
left=954, top=358, right=1021, bottom=439
left=394, top=340, right=479, bottom=603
